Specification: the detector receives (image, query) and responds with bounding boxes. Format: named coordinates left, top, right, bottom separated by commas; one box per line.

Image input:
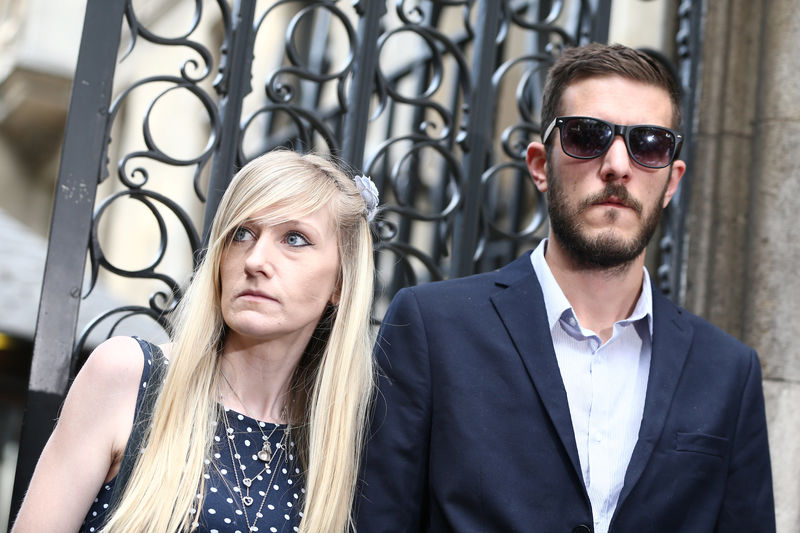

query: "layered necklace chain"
left=219, top=369, right=285, bottom=462
left=218, top=368, right=289, bottom=532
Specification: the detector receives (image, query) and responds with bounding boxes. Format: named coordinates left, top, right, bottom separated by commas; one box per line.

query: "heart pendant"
left=242, top=496, right=254, bottom=506
left=242, top=477, right=252, bottom=487
left=257, top=447, right=271, bottom=462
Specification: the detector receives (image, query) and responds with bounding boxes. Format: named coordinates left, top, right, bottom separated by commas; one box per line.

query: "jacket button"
left=572, top=526, right=592, bottom=533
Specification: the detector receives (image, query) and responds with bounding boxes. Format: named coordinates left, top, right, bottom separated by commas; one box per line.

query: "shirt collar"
left=530, top=239, right=653, bottom=336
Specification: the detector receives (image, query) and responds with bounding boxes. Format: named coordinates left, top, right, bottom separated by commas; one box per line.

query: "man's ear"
left=662, top=158, right=686, bottom=207
left=526, top=141, right=549, bottom=193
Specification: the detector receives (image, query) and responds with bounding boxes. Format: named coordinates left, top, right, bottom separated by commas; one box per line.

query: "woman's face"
left=219, top=203, right=340, bottom=348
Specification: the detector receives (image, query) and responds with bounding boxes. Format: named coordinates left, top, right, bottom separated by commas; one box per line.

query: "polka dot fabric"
left=81, top=483, right=113, bottom=532
left=196, top=410, right=302, bottom=532
left=79, top=339, right=304, bottom=532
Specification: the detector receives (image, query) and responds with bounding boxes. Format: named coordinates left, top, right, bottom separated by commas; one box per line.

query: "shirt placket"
left=588, top=337, right=611, bottom=532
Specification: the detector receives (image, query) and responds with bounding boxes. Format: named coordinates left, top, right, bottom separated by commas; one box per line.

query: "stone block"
left=743, top=120, right=800, bottom=381
left=763, top=379, right=800, bottom=533
left=758, top=0, right=800, bottom=118
left=720, top=0, right=763, bottom=134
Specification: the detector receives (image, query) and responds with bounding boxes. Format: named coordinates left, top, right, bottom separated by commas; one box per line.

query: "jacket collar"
left=490, top=254, right=694, bottom=515
left=490, top=253, right=585, bottom=485
left=530, top=239, right=654, bottom=336
left=615, top=285, right=693, bottom=513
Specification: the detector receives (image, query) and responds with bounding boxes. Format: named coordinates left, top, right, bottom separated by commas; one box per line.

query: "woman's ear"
left=330, top=275, right=341, bottom=306
left=526, top=141, right=549, bottom=193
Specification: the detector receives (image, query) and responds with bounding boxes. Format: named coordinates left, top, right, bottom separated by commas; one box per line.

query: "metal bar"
left=341, top=0, right=387, bottom=169
left=591, top=0, right=612, bottom=43
left=9, top=0, right=127, bottom=523
left=201, top=0, right=257, bottom=243
left=659, top=0, right=703, bottom=304
left=431, top=33, right=466, bottom=269
left=451, top=0, right=502, bottom=278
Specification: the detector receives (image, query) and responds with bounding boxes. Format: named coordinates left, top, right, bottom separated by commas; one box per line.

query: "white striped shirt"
left=531, top=240, right=652, bottom=533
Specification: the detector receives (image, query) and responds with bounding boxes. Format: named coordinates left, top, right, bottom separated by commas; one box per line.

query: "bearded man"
left=356, top=43, right=775, bottom=533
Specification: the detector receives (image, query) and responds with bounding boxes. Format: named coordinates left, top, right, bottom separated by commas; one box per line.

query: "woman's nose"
left=244, top=238, right=276, bottom=277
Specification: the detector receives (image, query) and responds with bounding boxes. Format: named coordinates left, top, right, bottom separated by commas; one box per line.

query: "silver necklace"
left=219, top=367, right=286, bottom=462
left=220, top=398, right=286, bottom=531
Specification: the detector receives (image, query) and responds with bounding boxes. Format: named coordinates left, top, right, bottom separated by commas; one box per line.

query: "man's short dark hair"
left=540, top=43, right=682, bottom=140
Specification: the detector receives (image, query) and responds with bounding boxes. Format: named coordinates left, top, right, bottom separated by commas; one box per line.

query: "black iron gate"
left=10, top=0, right=702, bottom=522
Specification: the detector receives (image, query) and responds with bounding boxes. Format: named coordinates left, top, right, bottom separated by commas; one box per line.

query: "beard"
left=545, top=165, right=668, bottom=270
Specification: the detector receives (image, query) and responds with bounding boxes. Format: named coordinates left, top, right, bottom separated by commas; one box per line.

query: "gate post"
left=201, top=0, right=257, bottom=242
left=9, top=0, right=126, bottom=524
left=342, top=0, right=387, bottom=169
left=452, top=0, right=502, bottom=278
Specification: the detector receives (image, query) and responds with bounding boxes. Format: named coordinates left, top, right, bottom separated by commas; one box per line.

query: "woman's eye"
left=232, top=227, right=254, bottom=242
left=285, top=232, right=311, bottom=247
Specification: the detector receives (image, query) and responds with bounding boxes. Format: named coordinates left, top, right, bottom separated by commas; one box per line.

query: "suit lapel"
left=489, top=254, right=584, bottom=483
left=616, top=286, right=694, bottom=510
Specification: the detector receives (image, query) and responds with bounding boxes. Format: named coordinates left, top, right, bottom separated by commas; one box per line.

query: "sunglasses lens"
left=628, top=127, right=676, bottom=168
left=561, top=118, right=613, bottom=158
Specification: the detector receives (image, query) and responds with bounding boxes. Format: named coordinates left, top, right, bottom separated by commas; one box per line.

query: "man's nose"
left=599, top=135, right=632, bottom=181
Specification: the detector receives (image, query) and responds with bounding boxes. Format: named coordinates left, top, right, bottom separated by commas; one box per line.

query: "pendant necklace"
left=219, top=367, right=286, bottom=463
left=217, top=363, right=291, bottom=530
left=220, top=396, right=287, bottom=531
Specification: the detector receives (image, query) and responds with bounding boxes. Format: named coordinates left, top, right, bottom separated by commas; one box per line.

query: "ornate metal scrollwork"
left=239, top=1, right=360, bottom=159
left=364, top=0, right=610, bottom=282
left=74, top=0, right=225, bottom=358
left=73, top=0, right=624, bottom=359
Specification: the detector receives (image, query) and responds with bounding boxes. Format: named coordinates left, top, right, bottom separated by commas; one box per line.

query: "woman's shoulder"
left=10, top=336, right=150, bottom=533
left=73, top=337, right=156, bottom=466
left=81, top=336, right=148, bottom=384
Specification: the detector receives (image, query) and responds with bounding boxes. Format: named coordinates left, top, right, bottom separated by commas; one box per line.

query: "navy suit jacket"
left=356, top=253, right=775, bottom=532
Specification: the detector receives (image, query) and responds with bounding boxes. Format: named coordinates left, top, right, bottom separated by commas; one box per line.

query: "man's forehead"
left=559, top=75, right=674, bottom=125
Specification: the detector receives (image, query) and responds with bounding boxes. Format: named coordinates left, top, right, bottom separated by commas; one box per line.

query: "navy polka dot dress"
left=80, top=339, right=304, bottom=532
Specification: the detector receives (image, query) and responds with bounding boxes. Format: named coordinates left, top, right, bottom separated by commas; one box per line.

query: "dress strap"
left=108, top=337, right=168, bottom=513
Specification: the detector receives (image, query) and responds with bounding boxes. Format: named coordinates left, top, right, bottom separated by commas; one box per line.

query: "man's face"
left=531, top=75, right=685, bottom=269
left=545, top=159, right=669, bottom=269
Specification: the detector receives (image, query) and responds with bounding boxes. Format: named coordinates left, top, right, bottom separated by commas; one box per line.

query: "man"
left=356, top=43, right=775, bottom=533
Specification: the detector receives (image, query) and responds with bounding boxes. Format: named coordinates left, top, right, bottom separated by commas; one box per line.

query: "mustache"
left=580, top=184, right=643, bottom=215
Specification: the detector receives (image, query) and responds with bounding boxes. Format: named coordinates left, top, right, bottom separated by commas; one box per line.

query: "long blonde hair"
left=101, top=150, right=375, bottom=533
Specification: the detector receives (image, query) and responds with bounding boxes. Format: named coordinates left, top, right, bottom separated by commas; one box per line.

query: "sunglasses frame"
left=542, top=116, right=684, bottom=169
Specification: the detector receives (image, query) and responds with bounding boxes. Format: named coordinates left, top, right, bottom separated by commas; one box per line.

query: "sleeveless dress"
left=80, top=337, right=304, bottom=533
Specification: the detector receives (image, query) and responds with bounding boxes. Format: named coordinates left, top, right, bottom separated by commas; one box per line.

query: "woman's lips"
left=238, top=290, right=277, bottom=302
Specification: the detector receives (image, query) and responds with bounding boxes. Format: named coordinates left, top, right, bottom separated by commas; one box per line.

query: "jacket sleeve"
left=356, top=288, right=432, bottom=533
left=715, top=349, right=776, bottom=532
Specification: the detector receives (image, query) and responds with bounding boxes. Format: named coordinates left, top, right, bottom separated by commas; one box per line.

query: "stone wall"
left=684, top=0, right=800, bottom=530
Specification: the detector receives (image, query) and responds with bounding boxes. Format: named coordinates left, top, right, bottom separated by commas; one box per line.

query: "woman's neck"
left=219, top=336, right=306, bottom=423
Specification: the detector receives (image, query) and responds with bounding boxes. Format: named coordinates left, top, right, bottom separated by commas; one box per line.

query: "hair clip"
left=354, top=174, right=379, bottom=222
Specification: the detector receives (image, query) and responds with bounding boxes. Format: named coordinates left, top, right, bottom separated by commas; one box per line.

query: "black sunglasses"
left=542, top=116, right=683, bottom=169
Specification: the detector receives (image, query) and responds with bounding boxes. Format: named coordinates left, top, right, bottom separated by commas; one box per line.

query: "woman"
left=12, top=150, right=378, bottom=532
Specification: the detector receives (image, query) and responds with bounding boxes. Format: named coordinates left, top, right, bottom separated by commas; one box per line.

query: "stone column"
left=685, top=0, right=800, bottom=530
left=742, top=0, right=800, bottom=530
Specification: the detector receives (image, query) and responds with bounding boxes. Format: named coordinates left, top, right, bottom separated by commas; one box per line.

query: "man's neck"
left=544, top=237, right=646, bottom=343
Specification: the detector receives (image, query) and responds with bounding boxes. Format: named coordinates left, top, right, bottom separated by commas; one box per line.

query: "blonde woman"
left=13, top=150, right=378, bottom=533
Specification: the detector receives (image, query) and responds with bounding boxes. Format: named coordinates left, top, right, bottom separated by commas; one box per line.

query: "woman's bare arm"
left=11, top=336, right=145, bottom=533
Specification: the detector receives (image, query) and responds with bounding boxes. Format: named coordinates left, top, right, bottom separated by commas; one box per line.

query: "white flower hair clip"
left=354, top=174, right=379, bottom=222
